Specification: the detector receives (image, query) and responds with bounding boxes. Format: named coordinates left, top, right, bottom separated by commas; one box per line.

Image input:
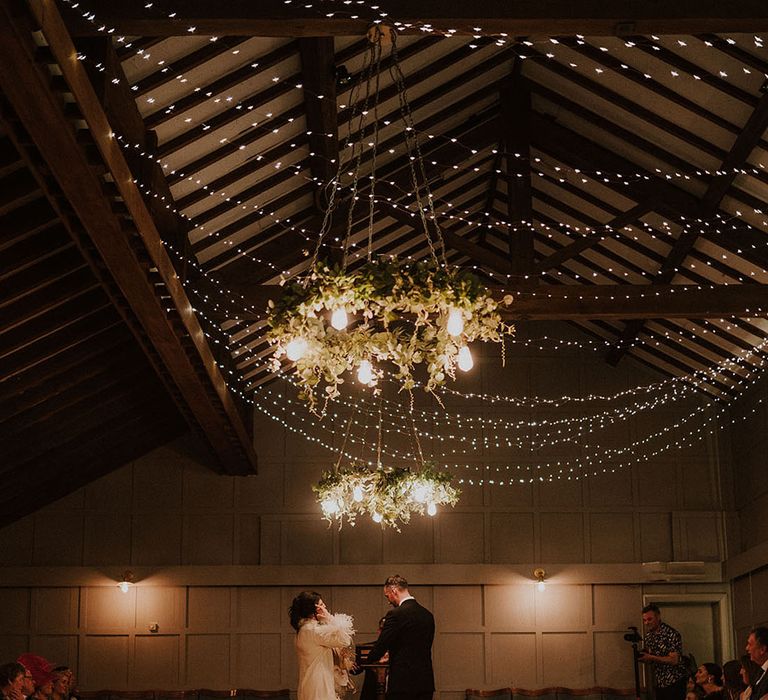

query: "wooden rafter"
left=606, top=89, right=768, bottom=365
left=0, top=0, right=257, bottom=474
left=501, top=59, right=534, bottom=285
left=62, top=0, right=768, bottom=37
left=206, top=282, right=768, bottom=321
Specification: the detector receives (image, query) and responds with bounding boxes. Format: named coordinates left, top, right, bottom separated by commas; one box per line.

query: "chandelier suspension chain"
left=388, top=30, right=448, bottom=268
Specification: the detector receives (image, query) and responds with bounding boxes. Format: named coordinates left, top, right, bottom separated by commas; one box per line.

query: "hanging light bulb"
left=427, top=502, right=437, bottom=516
left=357, top=359, right=374, bottom=385
left=353, top=485, right=364, bottom=502
left=285, top=337, right=308, bottom=361
left=321, top=498, right=340, bottom=516
left=457, top=345, right=474, bottom=372
left=331, top=307, right=349, bottom=330
left=117, top=571, right=134, bottom=593
left=372, top=512, right=383, bottom=523
left=534, top=568, right=546, bottom=592
left=446, top=307, right=464, bottom=336
left=412, top=484, right=429, bottom=503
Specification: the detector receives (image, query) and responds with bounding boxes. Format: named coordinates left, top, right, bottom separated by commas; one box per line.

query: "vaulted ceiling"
left=2, top=0, right=768, bottom=522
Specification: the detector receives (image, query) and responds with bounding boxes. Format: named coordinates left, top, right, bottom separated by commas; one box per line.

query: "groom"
left=366, top=574, right=435, bottom=700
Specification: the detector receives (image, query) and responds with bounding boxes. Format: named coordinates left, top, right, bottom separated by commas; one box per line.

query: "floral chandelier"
left=264, top=23, right=514, bottom=525
left=267, top=257, right=513, bottom=409
left=314, top=462, right=460, bottom=529
left=266, top=24, right=515, bottom=411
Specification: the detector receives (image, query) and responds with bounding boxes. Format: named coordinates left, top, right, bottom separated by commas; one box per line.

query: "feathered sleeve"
left=312, top=613, right=355, bottom=648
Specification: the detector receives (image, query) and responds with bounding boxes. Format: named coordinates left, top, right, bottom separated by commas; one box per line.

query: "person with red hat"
left=16, top=656, right=55, bottom=700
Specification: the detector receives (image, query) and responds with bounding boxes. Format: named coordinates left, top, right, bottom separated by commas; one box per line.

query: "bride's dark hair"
left=289, top=591, right=322, bottom=631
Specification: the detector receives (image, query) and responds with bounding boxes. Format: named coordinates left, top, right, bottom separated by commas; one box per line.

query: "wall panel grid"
left=0, top=582, right=728, bottom=696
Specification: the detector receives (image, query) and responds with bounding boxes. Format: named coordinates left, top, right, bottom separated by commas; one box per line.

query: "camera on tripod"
left=624, top=626, right=644, bottom=698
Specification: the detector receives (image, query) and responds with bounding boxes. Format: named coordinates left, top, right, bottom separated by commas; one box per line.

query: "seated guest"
left=0, top=663, right=26, bottom=700
left=17, top=667, right=33, bottom=700
left=696, top=663, right=724, bottom=700
left=687, top=687, right=706, bottom=700
left=723, top=660, right=746, bottom=700
left=739, top=655, right=764, bottom=700
left=49, top=669, right=72, bottom=700
left=16, top=656, right=55, bottom=700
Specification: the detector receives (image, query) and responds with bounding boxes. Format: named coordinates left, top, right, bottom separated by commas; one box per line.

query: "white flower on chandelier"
left=313, top=462, right=461, bottom=530
left=267, top=258, right=514, bottom=411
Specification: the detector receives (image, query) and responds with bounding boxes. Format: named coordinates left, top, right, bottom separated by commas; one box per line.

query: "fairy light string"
left=50, top=1, right=768, bottom=486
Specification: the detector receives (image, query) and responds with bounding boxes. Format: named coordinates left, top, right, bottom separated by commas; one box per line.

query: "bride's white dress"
left=296, top=616, right=353, bottom=700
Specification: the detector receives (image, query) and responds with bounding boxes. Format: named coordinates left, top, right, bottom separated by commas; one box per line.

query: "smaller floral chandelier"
left=313, top=462, right=460, bottom=530
left=267, top=257, right=513, bottom=410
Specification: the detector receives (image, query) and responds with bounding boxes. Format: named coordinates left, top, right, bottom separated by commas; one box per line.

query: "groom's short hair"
left=385, top=574, right=408, bottom=590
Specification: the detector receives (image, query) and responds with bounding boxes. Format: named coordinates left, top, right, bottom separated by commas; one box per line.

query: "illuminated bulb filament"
left=537, top=580, right=546, bottom=592
left=458, top=345, right=474, bottom=371
left=427, top=502, right=437, bottom=516
left=321, top=498, right=339, bottom=515
left=353, top=485, right=364, bottom=502
left=118, top=581, right=131, bottom=594
left=357, top=359, right=373, bottom=385
left=331, top=307, right=349, bottom=330
left=372, top=512, right=383, bottom=523
left=446, top=307, right=464, bottom=336
left=285, top=337, right=308, bottom=361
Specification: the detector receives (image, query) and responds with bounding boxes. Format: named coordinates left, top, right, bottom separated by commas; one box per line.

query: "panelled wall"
left=0, top=580, right=731, bottom=695
left=0, top=325, right=738, bottom=693
left=724, top=371, right=768, bottom=642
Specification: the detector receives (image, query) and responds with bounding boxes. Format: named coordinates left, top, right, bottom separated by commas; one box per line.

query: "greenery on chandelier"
left=266, top=258, right=514, bottom=410
left=313, top=462, right=461, bottom=529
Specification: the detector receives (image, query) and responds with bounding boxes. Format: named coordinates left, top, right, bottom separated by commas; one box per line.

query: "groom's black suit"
left=367, top=598, right=435, bottom=700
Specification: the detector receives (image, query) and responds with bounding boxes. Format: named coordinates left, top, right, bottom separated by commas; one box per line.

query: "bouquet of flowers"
left=330, top=613, right=356, bottom=699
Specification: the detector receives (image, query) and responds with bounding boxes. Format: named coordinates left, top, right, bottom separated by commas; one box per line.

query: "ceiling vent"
left=641, top=561, right=707, bottom=581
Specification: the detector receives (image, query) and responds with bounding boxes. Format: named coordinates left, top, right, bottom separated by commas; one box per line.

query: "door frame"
left=642, top=592, right=734, bottom=662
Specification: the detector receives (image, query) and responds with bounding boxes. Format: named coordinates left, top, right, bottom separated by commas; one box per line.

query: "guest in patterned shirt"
left=639, top=604, right=689, bottom=700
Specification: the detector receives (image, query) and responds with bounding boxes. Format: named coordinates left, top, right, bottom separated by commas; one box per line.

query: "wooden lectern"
left=355, top=643, right=388, bottom=700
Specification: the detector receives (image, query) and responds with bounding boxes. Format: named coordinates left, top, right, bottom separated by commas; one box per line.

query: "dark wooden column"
left=501, top=58, right=535, bottom=287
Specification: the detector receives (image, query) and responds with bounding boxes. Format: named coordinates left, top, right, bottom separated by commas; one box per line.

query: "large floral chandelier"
left=266, top=24, right=515, bottom=411
left=314, top=462, right=460, bottom=529
left=264, top=23, right=515, bottom=526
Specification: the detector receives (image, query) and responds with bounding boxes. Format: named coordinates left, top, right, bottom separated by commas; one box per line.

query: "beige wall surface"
left=0, top=581, right=731, bottom=695
left=723, top=371, right=768, bottom=637
left=0, top=327, right=739, bottom=694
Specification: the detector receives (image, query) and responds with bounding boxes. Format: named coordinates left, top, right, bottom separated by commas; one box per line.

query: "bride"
left=289, top=591, right=355, bottom=700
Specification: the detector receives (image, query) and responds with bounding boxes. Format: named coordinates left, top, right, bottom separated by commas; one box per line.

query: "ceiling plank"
left=62, top=0, right=768, bottom=37
left=606, top=88, right=768, bottom=365
left=208, top=282, right=768, bottom=321
left=535, top=203, right=652, bottom=273
left=0, top=0, right=257, bottom=474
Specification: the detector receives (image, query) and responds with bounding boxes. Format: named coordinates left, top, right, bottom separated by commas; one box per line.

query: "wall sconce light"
left=533, top=567, right=547, bottom=592
left=117, top=571, right=134, bottom=593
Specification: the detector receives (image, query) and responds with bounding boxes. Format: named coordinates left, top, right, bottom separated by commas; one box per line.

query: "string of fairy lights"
left=125, top=132, right=768, bottom=249
left=157, top=229, right=768, bottom=405
left=158, top=230, right=768, bottom=405
left=51, top=0, right=768, bottom=485
left=250, top=375, right=765, bottom=485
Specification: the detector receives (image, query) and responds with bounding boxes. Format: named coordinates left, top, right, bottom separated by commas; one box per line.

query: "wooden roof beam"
left=0, top=0, right=257, bottom=475
left=501, top=59, right=535, bottom=287
left=62, top=0, right=768, bottom=37
left=213, top=282, right=768, bottom=321
left=607, top=86, right=768, bottom=365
